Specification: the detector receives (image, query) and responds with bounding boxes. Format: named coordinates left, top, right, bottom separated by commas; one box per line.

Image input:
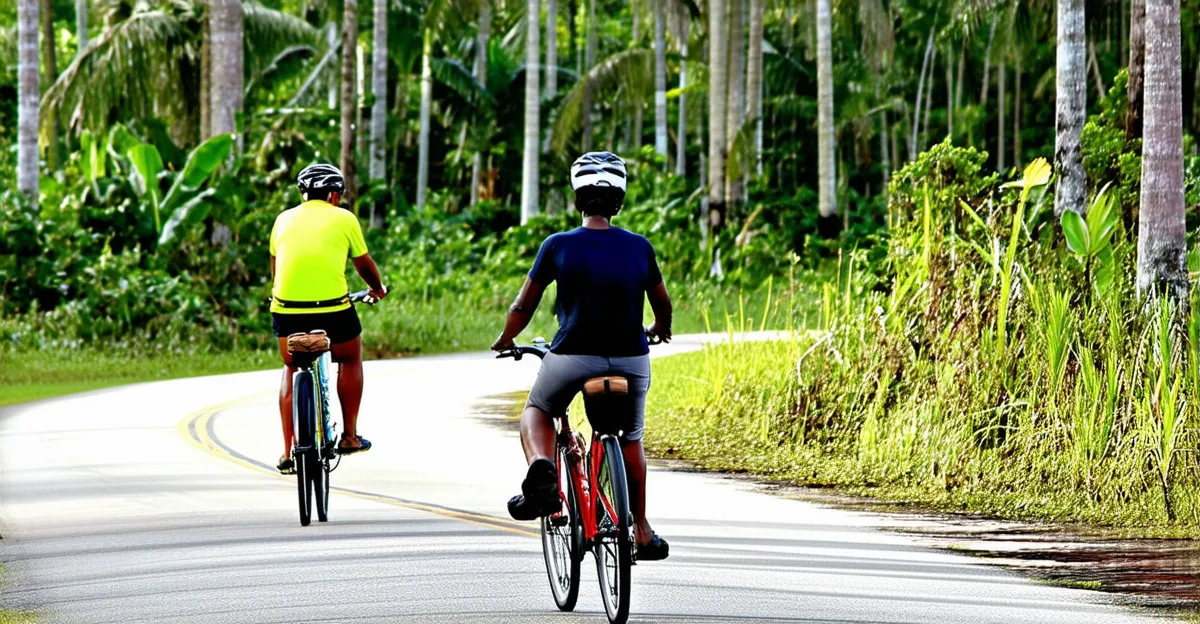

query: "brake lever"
left=495, top=350, right=523, bottom=361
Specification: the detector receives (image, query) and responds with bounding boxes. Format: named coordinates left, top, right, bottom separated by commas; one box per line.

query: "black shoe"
left=507, top=458, right=559, bottom=521
left=277, top=454, right=295, bottom=475
left=637, top=533, right=669, bottom=561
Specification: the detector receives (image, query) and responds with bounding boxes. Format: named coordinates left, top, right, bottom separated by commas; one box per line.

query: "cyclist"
left=270, top=163, right=388, bottom=474
left=491, top=151, right=672, bottom=561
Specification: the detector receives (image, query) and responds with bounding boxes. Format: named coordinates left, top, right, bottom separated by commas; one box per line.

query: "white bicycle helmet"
left=570, top=152, right=627, bottom=192
left=296, top=163, right=346, bottom=193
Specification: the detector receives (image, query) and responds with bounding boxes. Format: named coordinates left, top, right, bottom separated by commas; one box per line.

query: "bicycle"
left=497, top=333, right=661, bottom=624
left=285, top=289, right=380, bottom=527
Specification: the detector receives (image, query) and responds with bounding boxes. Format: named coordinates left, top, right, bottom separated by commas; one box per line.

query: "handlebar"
left=496, top=329, right=664, bottom=361
left=348, top=289, right=384, bottom=305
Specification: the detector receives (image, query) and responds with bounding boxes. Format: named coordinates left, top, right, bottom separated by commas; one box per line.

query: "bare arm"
left=647, top=281, right=673, bottom=342
left=492, top=278, right=547, bottom=350
left=270, top=255, right=276, bottom=278
left=352, top=254, right=388, bottom=299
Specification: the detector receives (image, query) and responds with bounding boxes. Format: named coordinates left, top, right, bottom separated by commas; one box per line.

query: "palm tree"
left=724, top=0, right=744, bottom=207
left=707, top=0, right=728, bottom=229
left=369, top=0, right=388, bottom=227
left=1136, top=0, right=1187, bottom=297
left=745, top=0, right=763, bottom=175
left=209, top=0, right=243, bottom=143
left=520, top=0, right=540, bottom=223
left=17, top=0, right=38, bottom=202
left=546, top=0, right=557, bottom=100
left=1127, top=0, right=1145, bottom=140
left=341, top=0, right=359, bottom=207
left=581, top=0, right=597, bottom=151
left=40, top=0, right=61, bottom=171
left=76, top=0, right=88, bottom=54
left=470, top=3, right=491, bottom=205
left=1054, top=0, right=1085, bottom=216
left=416, top=28, right=432, bottom=209
left=653, top=0, right=667, bottom=159
left=674, top=1, right=687, bottom=177
left=816, top=0, right=836, bottom=223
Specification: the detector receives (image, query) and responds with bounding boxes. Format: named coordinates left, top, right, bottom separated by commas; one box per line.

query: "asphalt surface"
left=0, top=336, right=1173, bottom=623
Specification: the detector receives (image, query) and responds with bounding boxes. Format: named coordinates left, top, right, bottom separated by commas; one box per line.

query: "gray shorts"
left=526, top=352, right=651, bottom=441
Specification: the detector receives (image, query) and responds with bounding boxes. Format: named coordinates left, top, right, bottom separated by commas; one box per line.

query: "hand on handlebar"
left=647, top=322, right=672, bottom=345
left=491, top=334, right=516, bottom=352
left=368, top=286, right=389, bottom=302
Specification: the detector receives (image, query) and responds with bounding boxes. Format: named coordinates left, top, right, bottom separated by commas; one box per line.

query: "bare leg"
left=519, top=403, right=557, bottom=464
left=622, top=440, right=654, bottom=546
left=276, top=338, right=297, bottom=456
left=331, top=336, right=364, bottom=439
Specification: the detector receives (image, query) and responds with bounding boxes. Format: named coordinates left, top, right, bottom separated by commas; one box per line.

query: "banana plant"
left=1060, top=182, right=1119, bottom=298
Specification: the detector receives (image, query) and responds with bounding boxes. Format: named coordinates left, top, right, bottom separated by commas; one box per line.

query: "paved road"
left=0, top=337, right=1171, bottom=623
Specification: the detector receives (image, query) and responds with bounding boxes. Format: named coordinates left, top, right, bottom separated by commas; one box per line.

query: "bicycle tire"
left=294, top=372, right=316, bottom=527
left=312, top=452, right=329, bottom=522
left=542, top=445, right=581, bottom=611
left=594, top=436, right=632, bottom=624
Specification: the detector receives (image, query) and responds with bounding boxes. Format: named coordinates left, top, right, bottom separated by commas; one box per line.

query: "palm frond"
left=245, top=45, right=318, bottom=107
left=550, top=48, right=654, bottom=155
left=431, top=56, right=497, bottom=112
left=41, top=8, right=193, bottom=144
left=243, top=2, right=323, bottom=77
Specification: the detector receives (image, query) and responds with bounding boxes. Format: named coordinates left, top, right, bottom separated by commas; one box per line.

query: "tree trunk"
left=416, top=29, right=432, bottom=209
left=910, top=27, right=934, bottom=161
left=327, top=22, right=338, bottom=110
left=1055, top=0, right=1086, bottom=216
left=980, top=17, right=997, bottom=106
left=582, top=0, right=597, bottom=151
left=368, top=0, right=388, bottom=227
left=75, top=0, right=88, bottom=54
left=998, top=60, right=1006, bottom=172
left=707, top=0, right=728, bottom=229
left=816, top=0, right=836, bottom=220
left=875, top=69, right=890, bottom=188
left=954, top=43, right=965, bottom=121
left=546, top=0, right=557, bottom=100
left=340, top=0, right=359, bottom=208
left=1014, top=55, right=1022, bottom=168
left=674, top=14, right=688, bottom=177
left=471, top=3, right=491, bottom=206
left=653, top=0, right=668, bottom=159
left=1088, top=39, right=1106, bottom=100
left=200, top=13, right=211, bottom=139
left=724, top=0, right=745, bottom=207
left=1127, top=0, right=1146, bottom=140
left=209, top=0, right=243, bottom=143
left=921, top=47, right=935, bottom=150
left=1137, top=0, right=1188, bottom=297
left=40, top=0, right=60, bottom=172
left=520, top=0, right=540, bottom=224
left=945, top=45, right=954, bottom=139
left=17, top=0, right=38, bottom=202
left=745, top=0, right=764, bottom=175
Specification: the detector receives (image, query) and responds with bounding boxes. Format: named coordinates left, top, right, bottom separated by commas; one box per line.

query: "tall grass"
left=645, top=149, right=1200, bottom=531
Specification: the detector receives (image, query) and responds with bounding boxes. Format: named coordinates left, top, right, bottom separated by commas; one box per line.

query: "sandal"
left=277, top=453, right=295, bottom=475
left=336, top=433, right=372, bottom=456
left=507, top=458, right=559, bottom=521
left=636, top=533, right=670, bottom=561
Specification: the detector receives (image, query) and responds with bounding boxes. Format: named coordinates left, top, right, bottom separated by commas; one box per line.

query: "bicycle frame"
left=555, top=415, right=620, bottom=544
left=292, top=352, right=334, bottom=459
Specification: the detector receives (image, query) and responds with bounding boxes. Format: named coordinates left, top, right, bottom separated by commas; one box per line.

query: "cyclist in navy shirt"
left=492, top=152, right=673, bottom=561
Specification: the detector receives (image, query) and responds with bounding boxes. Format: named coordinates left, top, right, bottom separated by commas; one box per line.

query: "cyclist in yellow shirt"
left=270, top=164, right=388, bottom=474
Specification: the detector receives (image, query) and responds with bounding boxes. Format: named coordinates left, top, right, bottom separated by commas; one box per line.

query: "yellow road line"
left=176, top=396, right=538, bottom=538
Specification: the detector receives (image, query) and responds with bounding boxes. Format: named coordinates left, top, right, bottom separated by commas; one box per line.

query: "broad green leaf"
left=158, top=189, right=217, bottom=249
left=1088, top=182, right=1119, bottom=246
left=107, top=124, right=140, bottom=163
left=160, top=134, right=233, bottom=215
left=127, top=143, right=165, bottom=233
left=1061, top=210, right=1090, bottom=256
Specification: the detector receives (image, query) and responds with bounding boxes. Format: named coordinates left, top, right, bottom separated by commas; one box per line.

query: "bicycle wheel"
left=593, top=436, right=632, bottom=624
left=542, top=445, right=581, bottom=611
left=312, top=452, right=329, bottom=523
left=294, top=372, right=316, bottom=527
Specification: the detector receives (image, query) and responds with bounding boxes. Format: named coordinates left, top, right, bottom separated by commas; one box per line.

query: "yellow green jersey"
left=269, top=200, right=369, bottom=314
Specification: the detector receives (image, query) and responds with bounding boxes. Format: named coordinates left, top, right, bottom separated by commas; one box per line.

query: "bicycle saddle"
left=583, top=376, right=629, bottom=396
left=287, top=330, right=331, bottom=354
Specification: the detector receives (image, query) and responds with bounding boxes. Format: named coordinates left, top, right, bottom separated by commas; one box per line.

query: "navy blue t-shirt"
left=529, top=227, right=663, bottom=357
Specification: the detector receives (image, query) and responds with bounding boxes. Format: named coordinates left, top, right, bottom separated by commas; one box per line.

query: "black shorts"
left=271, top=307, right=362, bottom=345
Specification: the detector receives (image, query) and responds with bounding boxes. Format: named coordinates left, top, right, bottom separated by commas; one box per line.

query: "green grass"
left=0, top=348, right=277, bottom=407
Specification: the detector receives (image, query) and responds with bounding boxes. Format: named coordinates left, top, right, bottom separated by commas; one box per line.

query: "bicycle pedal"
left=550, top=514, right=569, bottom=527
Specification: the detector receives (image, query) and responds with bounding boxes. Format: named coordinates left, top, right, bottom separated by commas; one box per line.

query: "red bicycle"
left=498, top=336, right=659, bottom=624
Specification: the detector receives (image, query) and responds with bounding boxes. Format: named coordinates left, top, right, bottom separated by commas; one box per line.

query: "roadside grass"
left=0, top=611, right=37, bottom=624
left=642, top=338, right=1200, bottom=535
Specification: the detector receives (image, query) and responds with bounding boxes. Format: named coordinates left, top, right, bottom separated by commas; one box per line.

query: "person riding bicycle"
left=492, top=151, right=673, bottom=561
left=270, top=163, right=388, bottom=474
